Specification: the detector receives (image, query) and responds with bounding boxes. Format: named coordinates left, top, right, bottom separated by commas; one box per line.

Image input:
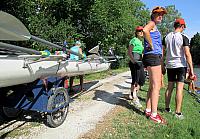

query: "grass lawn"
left=73, top=67, right=129, bottom=83
left=100, top=75, right=200, bottom=139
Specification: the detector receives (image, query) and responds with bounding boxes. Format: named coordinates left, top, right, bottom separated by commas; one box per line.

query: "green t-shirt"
left=129, top=37, right=144, bottom=54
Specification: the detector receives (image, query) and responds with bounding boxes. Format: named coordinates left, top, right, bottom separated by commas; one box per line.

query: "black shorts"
left=167, top=67, right=187, bottom=82
left=142, top=54, right=162, bottom=67
left=129, top=61, right=145, bottom=86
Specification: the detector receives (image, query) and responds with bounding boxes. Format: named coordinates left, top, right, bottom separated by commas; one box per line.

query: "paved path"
left=33, top=71, right=131, bottom=139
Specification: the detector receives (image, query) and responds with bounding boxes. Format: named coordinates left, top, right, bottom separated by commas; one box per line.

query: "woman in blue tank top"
left=143, top=6, right=167, bottom=124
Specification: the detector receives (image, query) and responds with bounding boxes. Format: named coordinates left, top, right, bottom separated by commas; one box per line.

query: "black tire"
left=1, top=107, right=22, bottom=120
left=47, top=87, right=69, bottom=128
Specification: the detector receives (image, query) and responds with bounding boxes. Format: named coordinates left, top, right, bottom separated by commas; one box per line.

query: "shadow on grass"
left=0, top=110, right=45, bottom=138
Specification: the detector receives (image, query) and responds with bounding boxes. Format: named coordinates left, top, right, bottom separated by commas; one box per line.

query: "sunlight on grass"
left=73, top=68, right=128, bottom=84
left=100, top=75, right=200, bottom=139
left=2, top=126, right=31, bottom=138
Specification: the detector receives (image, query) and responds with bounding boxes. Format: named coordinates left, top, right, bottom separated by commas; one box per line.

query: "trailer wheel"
left=1, top=107, right=22, bottom=120
left=47, top=87, right=69, bottom=128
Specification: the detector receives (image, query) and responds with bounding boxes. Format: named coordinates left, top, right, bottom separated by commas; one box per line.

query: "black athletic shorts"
left=129, top=61, right=145, bottom=86
left=167, top=67, right=187, bottom=82
left=142, top=54, right=162, bottom=67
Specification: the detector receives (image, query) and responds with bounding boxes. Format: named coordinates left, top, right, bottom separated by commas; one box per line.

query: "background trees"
left=190, top=33, right=200, bottom=65
left=157, top=5, right=181, bottom=36
left=1, top=0, right=199, bottom=66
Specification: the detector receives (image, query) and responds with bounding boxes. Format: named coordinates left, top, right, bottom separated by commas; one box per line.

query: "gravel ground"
left=0, top=71, right=131, bottom=139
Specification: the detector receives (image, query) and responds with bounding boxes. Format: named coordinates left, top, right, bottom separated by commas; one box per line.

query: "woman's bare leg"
left=148, top=65, right=162, bottom=113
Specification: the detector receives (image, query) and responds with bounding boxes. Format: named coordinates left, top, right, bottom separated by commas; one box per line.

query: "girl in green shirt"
left=128, top=26, right=145, bottom=108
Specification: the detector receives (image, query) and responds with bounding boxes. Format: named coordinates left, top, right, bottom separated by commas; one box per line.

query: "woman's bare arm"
left=184, top=46, right=194, bottom=76
left=79, top=48, right=83, bottom=55
left=128, top=45, right=135, bottom=63
left=143, top=21, right=155, bottom=50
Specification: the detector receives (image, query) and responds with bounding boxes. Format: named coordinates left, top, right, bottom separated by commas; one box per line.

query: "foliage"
left=190, top=32, right=200, bottom=65
left=83, top=0, right=149, bottom=69
left=1, top=0, right=193, bottom=68
left=157, top=5, right=182, bottom=37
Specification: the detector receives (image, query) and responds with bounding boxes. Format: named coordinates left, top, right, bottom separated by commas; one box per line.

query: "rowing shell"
left=0, top=55, right=110, bottom=88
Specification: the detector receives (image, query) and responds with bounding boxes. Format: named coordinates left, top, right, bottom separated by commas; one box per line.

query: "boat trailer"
left=0, top=76, right=69, bottom=128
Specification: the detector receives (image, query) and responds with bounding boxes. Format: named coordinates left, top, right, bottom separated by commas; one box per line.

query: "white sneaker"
left=133, top=98, right=142, bottom=108
left=129, top=93, right=133, bottom=100
left=175, top=113, right=184, bottom=120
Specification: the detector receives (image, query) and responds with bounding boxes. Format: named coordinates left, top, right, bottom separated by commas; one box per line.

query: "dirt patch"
left=79, top=105, right=126, bottom=139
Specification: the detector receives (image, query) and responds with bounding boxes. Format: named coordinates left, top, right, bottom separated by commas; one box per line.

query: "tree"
left=84, top=0, right=148, bottom=52
left=1, top=0, right=183, bottom=68
left=190, top=32, right=200, bottom=65
left=157, top=5, right=182, bottom=37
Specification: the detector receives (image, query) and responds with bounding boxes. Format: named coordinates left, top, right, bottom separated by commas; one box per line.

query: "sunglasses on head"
left=136, top=30, right=143, bottom=32
left=152, top=6, right=167, bottom=14
left=154, top=6, right=165, bottom=10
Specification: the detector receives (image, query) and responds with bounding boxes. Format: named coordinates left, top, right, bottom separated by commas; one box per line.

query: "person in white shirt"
left=163, top=18, right=195, bottom=119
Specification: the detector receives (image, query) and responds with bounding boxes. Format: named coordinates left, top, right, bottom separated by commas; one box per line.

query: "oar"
left=88, top=42, right=101, bottom=55
left=0, top=42, right=41, bottom=55
left=87, top=45, right=123, bottom=60
left=0, top=11, right=82, bottom=57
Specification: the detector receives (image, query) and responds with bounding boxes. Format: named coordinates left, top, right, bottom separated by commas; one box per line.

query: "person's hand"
left=81, top=54, right=84, bottom=58
left=162, top=66, right=166, bottom=75
left=131, top=60, right=136, bottom=64
left=146, top=44, right=154, bottom=52
left=189, top=74, right=197, bottom=81
left=81, top=53, right=86, bottom=60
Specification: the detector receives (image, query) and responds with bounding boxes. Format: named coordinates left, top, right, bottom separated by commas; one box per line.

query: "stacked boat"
left=0, top=11, right=110, bottom=88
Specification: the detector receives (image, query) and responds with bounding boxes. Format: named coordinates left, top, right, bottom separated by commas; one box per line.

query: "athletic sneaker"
left=175, top=113, right=184, bottom=120
left=144, top=110, right=151, bottom=117
left=129, top=93, right=133, bottom=100
left=149, top=114, right=167, bottom=124
left=165, top=108, right=171, bottom=113
left=133, top=98, right=142, bottom=108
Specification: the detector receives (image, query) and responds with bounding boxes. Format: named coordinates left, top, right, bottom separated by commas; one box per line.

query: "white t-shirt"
left=163, top=32, right=190, bottom=68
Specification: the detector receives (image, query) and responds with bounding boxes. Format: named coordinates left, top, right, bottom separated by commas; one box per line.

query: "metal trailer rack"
left=0, top=76, right=69, bottom=128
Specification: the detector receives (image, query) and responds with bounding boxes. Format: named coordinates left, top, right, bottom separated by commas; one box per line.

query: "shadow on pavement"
left=69, top=80, right=101, bottom=100
left=122, top=75, right=131, bottom=79
left=93, top=90, right=144, bottom=116
left=114, top=84, right=130, bottom=90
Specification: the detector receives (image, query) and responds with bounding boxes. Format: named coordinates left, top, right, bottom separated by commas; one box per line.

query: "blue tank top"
left=144, top=29, right=162, bottom=55
left=70, top=46, right=79, bottom=60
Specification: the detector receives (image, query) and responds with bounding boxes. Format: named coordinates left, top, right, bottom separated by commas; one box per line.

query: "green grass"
left=100, top=75, right=200, bottom=139
left=73, top=67, right=128, bottom=83
left=0, top=125, right=31, bottom=138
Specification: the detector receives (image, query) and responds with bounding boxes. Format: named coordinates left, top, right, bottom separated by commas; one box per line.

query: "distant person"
left=109, top=47, right=114, bottom=56
left=163, top=18, right=195, bottom=119
left=63, top=40, right=68, bottom=54
left=69, top=41, right=84, bottom=94
left=128, top=26, right=145, bottom=108
left=142, top=6, right=167, bottom=124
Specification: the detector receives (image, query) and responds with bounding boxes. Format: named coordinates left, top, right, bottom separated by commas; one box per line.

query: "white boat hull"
left=0, top=55, right=110, bottom=88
